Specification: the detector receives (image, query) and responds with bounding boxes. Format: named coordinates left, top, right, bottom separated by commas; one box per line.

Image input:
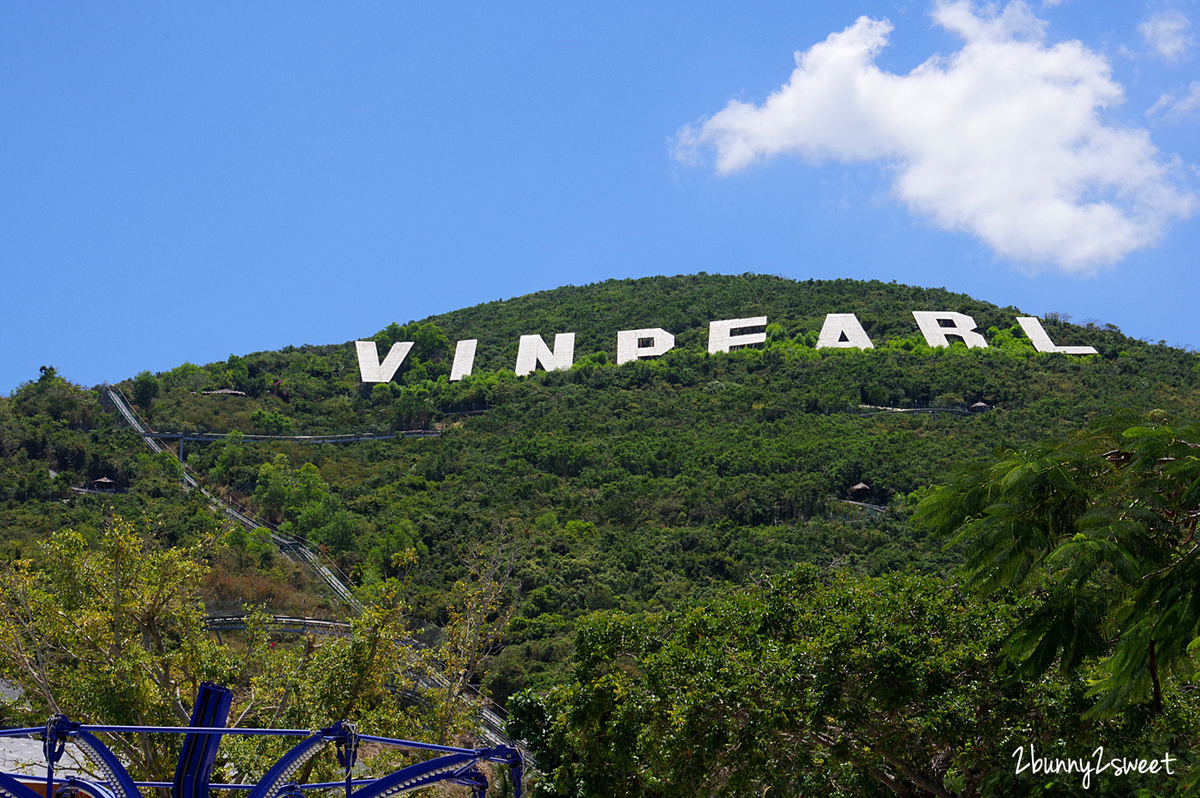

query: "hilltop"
left=3, top=274, right=1199, bottom=704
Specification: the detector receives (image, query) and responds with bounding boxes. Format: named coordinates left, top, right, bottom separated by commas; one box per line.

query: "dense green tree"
left=916, top=411, right=1200, bottom=717
left=0, top=517, right=230, bottom=779
left=0, top=517, right=499, bottom=785
left=514, top=566, right=1193, bottom=797
left=253, top=454, right=330, bottom=523
left=132, top=370, right=160, bottom=408
left=250, top=408, right=293, bottom=434
left=11, top=366, right=100, bottom=425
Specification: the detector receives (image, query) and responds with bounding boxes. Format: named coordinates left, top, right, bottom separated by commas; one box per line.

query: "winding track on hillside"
left=150, top=429, right=437, bottom=443
left=103, top=386, right=364, bottom=609
left=203, top=613, right=353, bottom=636
left=103, top=387, right=517, bottom=751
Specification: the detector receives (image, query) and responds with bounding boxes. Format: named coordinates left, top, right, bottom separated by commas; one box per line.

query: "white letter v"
left=356, top=340, right=414, bottom=383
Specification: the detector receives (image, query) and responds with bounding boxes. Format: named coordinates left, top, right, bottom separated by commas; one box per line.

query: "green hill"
left=3, top=274, right=1199, bottom=705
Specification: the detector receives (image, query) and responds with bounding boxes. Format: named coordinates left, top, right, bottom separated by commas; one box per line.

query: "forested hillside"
left=3, top=274, right=1199, bottom=795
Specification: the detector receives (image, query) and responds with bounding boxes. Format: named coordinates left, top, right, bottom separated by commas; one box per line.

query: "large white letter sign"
left=515, top=333, right=576, bottom=376
left=616, top=328, right=675, bottom=365
left=1016, top=317, right=1098, bottom=355
left=708, top=317, right=767, bottom=354
left=816, top=314, right=874, bottom=349
left=912, top=312, right=988, bottom=349
left=450, top=339, right=478, bottom=381
left=356, top=340, right=414, bottom=383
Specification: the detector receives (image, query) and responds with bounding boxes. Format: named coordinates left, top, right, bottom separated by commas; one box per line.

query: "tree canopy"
left=0, top=518, right=496, bottom=785
left=916, top=412, right=1200, bottom=718
left=513, top=565, right=1194, bottom=797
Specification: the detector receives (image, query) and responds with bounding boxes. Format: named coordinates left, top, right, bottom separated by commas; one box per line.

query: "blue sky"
left=3, top=1, right=1198, bottom=394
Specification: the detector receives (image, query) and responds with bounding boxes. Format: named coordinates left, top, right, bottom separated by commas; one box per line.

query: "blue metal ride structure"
left=0, top=683, right=521, bottom=798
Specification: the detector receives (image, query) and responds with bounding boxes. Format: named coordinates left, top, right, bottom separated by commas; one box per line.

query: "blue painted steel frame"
left=0, top=684, right=522, bottom=798
left=175, top=683, right=232, bottom=798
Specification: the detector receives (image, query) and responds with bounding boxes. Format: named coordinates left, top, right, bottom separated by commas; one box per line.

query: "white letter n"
left=515, top=333, right=575, bottom=376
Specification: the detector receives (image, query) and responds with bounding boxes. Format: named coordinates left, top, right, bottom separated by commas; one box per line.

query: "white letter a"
left=816, top=314, right=873, bottom=349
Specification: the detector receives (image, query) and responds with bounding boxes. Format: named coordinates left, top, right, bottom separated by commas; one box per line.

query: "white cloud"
left=1139, top=11, right=1194, bottom=62
left=676, top=0, right=1196, bottom=273
left=1149, top=81, right=1200, bottom=117
left=1172, top=81, right=1200, bottom=114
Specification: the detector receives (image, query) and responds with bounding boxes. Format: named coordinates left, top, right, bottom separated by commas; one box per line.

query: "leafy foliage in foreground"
left=513, top=566, right=1196, bottom=797
left=0, top=518, right=492, bottom=783
left=917, top=412, right=1200, bottom=718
